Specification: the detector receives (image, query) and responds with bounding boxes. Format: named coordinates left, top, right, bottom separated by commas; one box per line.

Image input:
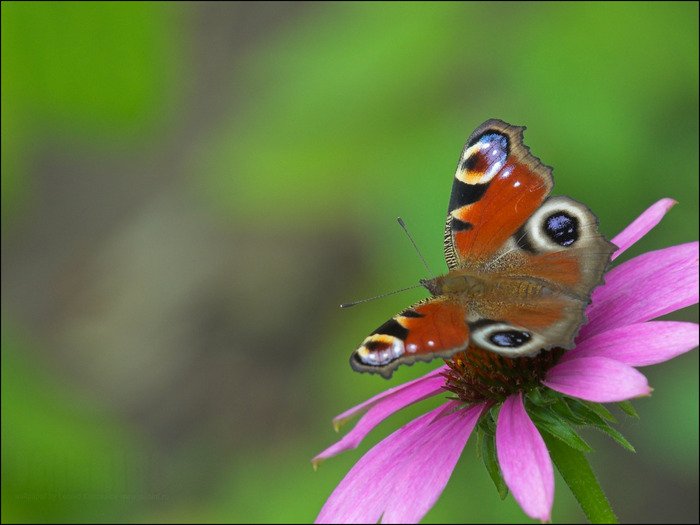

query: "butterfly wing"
left=444, top=119, right=553, bottom=270
left=350, top=298, right=469, bottom=378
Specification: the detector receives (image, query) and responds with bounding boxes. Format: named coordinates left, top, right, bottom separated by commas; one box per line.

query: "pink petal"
left=313, top=372, right=447, bottom=465
left=497, top=393, right=554, bottom=522
left=581, top=242, right=699, bottom=340
left=609, top=199, right=677, bottom=261
left=332, top=367, right=446, bottom=430
left=544, top=356, right=651, bottom=402
left=316, top=401, right=478, bottom=524
left=562, top=321, right=699, bottom=366
left=381, top=402, right=486, bottom=523
left=315, top=407, right=440, bottom=524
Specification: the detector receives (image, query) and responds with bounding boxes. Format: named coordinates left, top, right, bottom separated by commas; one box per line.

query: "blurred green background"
left=2, top=2, right=698, bottom=523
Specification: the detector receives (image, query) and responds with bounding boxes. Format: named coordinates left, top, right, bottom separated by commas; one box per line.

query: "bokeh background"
left=2, top=2, right=698, bottom=523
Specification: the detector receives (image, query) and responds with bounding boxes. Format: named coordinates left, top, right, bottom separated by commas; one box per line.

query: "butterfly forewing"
left=445, top=120, right=554, bottom=270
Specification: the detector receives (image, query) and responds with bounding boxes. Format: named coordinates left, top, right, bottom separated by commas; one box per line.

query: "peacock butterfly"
left=351, top=119, right=616, bottom=378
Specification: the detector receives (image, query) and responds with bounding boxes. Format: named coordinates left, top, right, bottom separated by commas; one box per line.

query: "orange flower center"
left=441, top=345, right=564, bottom=403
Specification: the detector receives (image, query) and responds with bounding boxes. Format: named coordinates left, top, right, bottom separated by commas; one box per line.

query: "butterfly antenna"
left=340, top=283, right=424, bottom=308
left=397, top=217, right=435, bottom=279
left=340, top=217, right=433, bottom=308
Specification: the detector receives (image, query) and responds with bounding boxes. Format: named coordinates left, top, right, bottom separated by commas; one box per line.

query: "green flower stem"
left=543, top=432, right=617, bottom=524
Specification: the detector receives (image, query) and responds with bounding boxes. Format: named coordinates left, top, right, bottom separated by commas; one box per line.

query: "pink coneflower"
left=313, top=199, right=699, bottom=523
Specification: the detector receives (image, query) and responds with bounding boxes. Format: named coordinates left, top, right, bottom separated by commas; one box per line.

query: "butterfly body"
left=351, top=120, right=616, bottom=378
